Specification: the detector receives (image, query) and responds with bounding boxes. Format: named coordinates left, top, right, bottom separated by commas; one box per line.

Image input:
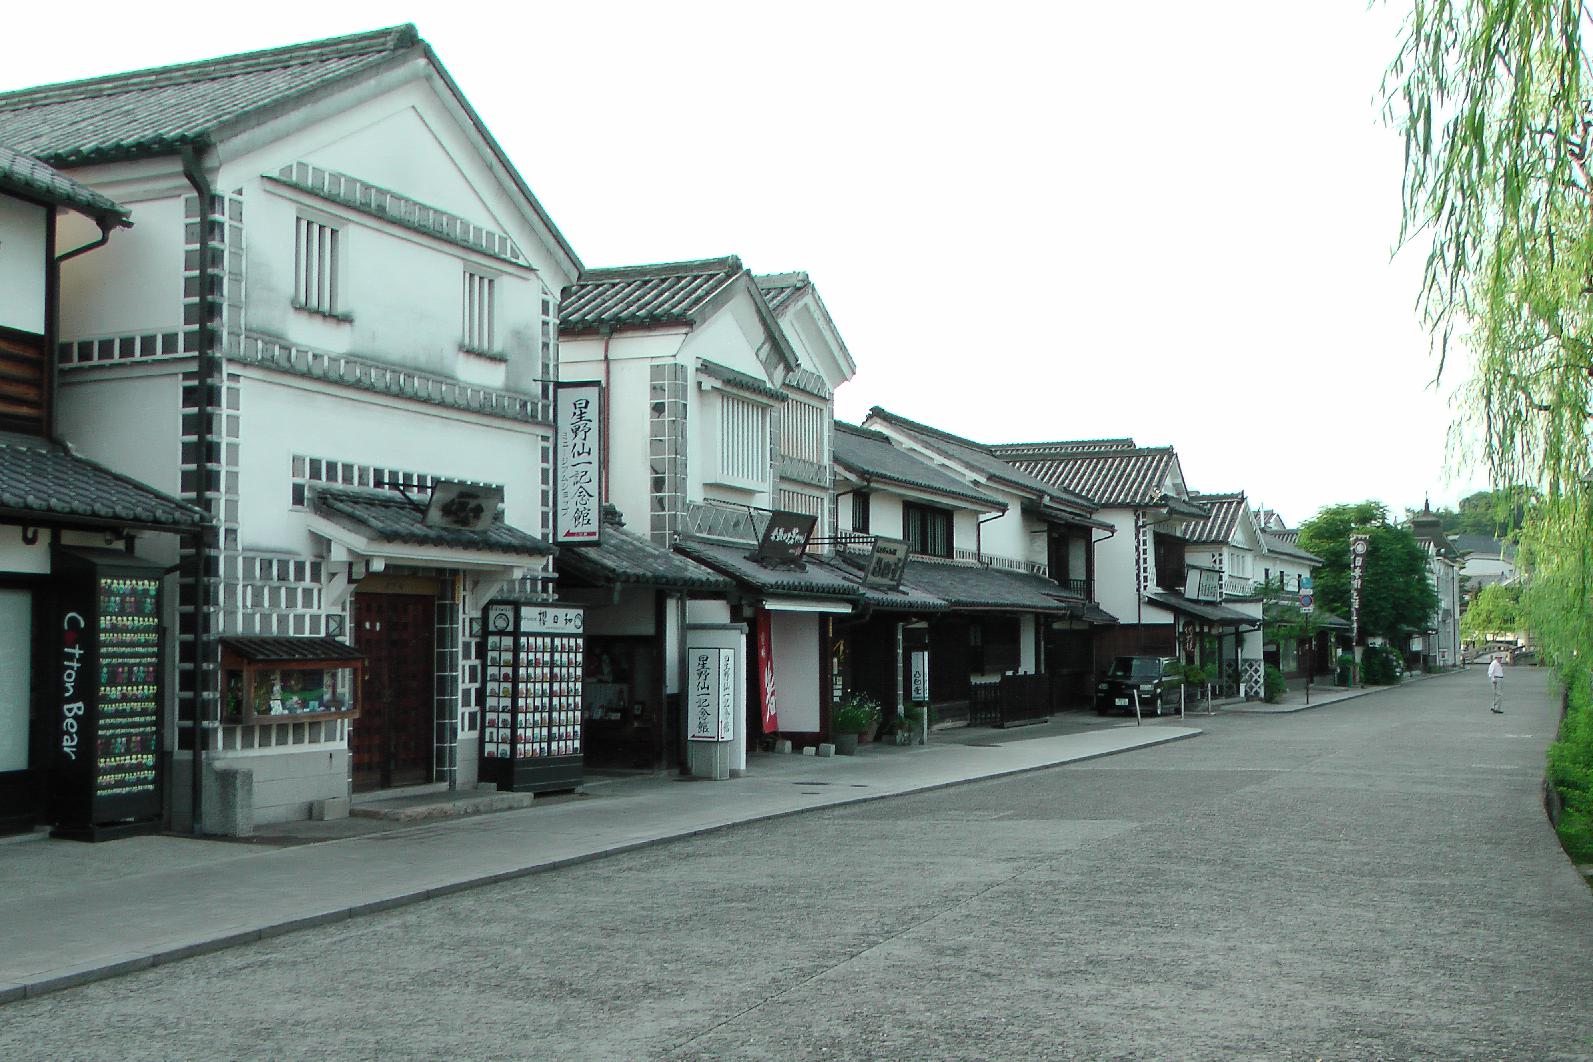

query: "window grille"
left=718, top=394, right=768, bottom=485
left=903, top=502, right=952, bottom=558
left=851, top=491, right=871, bottom=533
left=780, top=397, right=827, bottom=465
left=463, top=272, right=496, bottom=353
left=295, top=218, right=339, bottom=314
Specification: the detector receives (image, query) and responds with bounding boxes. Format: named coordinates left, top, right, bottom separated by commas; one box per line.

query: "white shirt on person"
left=1488, top=658, right=1505, bottom=680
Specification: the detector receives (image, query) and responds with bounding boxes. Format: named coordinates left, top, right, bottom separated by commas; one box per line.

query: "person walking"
left=1488, top=654, right=1505, bottom=713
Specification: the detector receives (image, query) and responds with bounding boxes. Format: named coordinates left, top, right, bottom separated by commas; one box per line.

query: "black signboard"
left=52, top=548, right=166, bottom=841
left=751, top=510, right=817, bottom=565
left=862, top=537, right=910, bottom=590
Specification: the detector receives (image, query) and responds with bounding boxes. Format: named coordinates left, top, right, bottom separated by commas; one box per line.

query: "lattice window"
left=780, top=397, right=827, bottom=465
left=718, top=394, right=769, bottom=485
left=294, top=218, right=340, bottom=315
left=462, top=271, right=496, bottom=353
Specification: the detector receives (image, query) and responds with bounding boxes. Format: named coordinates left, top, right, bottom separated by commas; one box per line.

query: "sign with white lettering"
left=862, top=537, right=910, bottom=590
left=555, top=382, right=602, bottom=545
left=909, top=650, right=929, bottom=703
left=1186, top=566, right=1222, bottom=603
left=687, top=647, right=734, bottom=741
left=1349, top=533, right=1369, bottom=640
left=752, top=510, right=817, bottom=565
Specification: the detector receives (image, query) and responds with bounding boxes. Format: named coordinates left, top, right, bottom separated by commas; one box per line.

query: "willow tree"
left=1386, top=0, right=1593, bottom=857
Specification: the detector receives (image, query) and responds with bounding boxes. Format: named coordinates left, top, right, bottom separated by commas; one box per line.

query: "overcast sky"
left=5, top=0, right=1488, bottom=526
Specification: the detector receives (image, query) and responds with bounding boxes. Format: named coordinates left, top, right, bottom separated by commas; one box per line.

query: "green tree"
left=1455, top=488, right=1537, bottom=538
left=1298, top=502, right=1439, bottom=645
left=1460, top=582, right=1523, bottom=641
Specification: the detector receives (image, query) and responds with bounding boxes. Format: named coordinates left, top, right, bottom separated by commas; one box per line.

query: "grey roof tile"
left=0, top=27, right=415, bottom=164
left=994, top=440, right=1184, bottom=509
left=697, top=359, right=785, bottom=402
left=1145, top=591, right=1256, bottom=625
left=311, top=484, right=550, bottom=557
left=0, top=432, right=206, bottom=530
left=675, top=538, right=861, bottom=599
left=0, top=145, right=128, bottom=223
left=556, top=525, right=732, bottom=591
left=754, top=272, right=808, bottom=316
left=1261, top=531, right=1322, bottom=564
left=866, top=408, right=1101, bottom=520
left=560, top=257, right=742, bottom=332
left=1180, top=492, right=1247, bottom=545
left=898, top=557, right=1073, bottom=613
left=833, top=422, right=1004, bottom=509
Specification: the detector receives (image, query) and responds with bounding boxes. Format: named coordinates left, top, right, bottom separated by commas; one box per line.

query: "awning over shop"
left=900, top=557, right=1075, bottom=613
left=675, top=538, right=857, bottom=610
left=219, top=636, right=365, bottom=662
left=0, top=431, right=208, bottom=533
left=308, top=484, right=551, bottom=567
left=1146, top=591, right=1256, bottom=626
left=556, top=524, right=732, bottom=592
left=1066, top=602, right=1120, bottom=625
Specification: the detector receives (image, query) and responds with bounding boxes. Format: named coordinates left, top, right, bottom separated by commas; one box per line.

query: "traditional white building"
left=1410, top=505, right=1463, bottom=668
left=0, top=26, right=582, bottom=830
left=1179, top=492, right=1268, bottom=696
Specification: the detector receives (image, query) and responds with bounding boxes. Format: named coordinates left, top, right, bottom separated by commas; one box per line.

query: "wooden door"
left=352, top=593, right=435, bottom=791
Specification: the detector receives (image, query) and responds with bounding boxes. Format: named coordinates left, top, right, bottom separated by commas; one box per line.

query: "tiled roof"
left=833, top=423, right=1004, bottom=509
left=1181, top=492, right=1248, bottom=545
left=560, top=257, right=743, bottom=332
left=898, top=557, right=1073, bottom=613
left=815, top=552, right=949, bottom=612
left=0, top=26, right=582, bottom=273
left=1261, top=531, right=1322, bottom=564
left=755, top=272, right=808, bottom=316
left=0, top=27, right=416, bottom=164
left=310, top=484, right=551, bottom=557
left=1453, top=533, right=1514, bottom=559
left=1271, top=528, right=1301, bottom=545
left=1145, top=592, right=1257, bottom=625
left=555, top=524, right=732, bottom=591
left=0, top=432, right=207, bottom=530
left=675, top=538, right=860, bottom=600
left=0, top=145, right=128, bottom=223
left=697, top=359, right=786, bottom=402
left=994, top=440, right=1183, bottom=509
left=865, top=408, right=1100, bottom=520
left=219, top=637, right=364, bottom=663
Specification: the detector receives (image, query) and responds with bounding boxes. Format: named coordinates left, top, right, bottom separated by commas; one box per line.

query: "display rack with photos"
left=478, top=603, right=585, bottom=793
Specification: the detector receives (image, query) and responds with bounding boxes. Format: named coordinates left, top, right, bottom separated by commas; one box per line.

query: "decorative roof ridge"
left=835, top=421, right=891, bottom=442
left=868, top=406, right=993, bottom=452
left=990, top=437, right=1138, bottom=452
left=1188, top=490, right=1246, bottom=503
left=0, top=26, right=416, bottom=109
left=995, top=442, right=1175, bottom=459
left=577, top=256, right=742, bottom=282
left=755, top=271, right=808, bottom=288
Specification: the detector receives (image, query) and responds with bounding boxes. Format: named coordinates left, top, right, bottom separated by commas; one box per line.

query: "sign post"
left=1349, top=534, right=1369, bottom=686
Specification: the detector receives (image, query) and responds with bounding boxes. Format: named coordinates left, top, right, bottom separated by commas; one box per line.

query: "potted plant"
left=831, top=691, right=882, bottom=755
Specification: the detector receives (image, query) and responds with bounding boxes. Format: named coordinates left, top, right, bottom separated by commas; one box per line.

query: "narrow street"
left=2, top=668, right=1587, bottom=1061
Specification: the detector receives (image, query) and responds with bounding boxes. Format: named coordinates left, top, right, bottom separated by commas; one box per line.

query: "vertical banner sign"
left=909, top=650, right=929, bottom=703
left=555, top=382, right=602, bottom=545
left=756, top=609, right=780, bottom=734
left=1349, top=534, right=1369, bottom=641
left=687, top=647, right=733, bottom=741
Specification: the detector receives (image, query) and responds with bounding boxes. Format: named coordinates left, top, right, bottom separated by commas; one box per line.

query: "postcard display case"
left=51, top=548, right=167, bottom=841
left=479, top=603, right=585, bottom=793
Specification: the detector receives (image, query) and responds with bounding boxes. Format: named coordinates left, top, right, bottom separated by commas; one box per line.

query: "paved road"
left=2, top=668, right=1587, bottom=1061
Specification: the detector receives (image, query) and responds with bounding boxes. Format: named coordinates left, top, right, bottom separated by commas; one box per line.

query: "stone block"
left=801, top=746, right=816, bottom=756
left=208, top=766, right=253, bottom=837
left=774, top=740, right=793, bottom=754
left=816, top=743, right=835, bottom=758
left=310, top=796, right=349, bottom=821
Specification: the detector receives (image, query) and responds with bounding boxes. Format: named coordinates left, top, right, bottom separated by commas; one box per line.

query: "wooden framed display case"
left=50, top=548, right=169, bottom=841
left=479, top=602, right=585, bottom=793
left=220, top=638, right=365, bottom=725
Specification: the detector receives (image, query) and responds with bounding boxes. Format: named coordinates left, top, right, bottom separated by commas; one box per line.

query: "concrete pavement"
left=0, top=715, right=1199, bottom=1004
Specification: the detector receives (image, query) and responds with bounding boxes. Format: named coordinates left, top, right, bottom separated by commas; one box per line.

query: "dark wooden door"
left=352, top=593, right=435, bottom=791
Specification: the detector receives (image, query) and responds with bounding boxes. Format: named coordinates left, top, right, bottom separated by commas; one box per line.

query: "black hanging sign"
left=862, top=537, right=910, bottom=590
left=751, top=510, right=817, bottom=565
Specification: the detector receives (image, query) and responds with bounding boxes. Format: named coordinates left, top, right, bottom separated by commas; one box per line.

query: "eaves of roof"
left=697, top=359, right=786, bottom=403
left=833, top=423, right=1005, bottom=510
left=0, top=145, right=129, bottom=225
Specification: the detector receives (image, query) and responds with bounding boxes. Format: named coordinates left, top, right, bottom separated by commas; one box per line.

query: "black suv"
left=1095, top=656, right=1181, bottom=715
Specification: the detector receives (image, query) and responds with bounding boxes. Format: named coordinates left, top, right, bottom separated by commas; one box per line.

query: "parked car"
left=1095, top=656, right=1181, bottom=715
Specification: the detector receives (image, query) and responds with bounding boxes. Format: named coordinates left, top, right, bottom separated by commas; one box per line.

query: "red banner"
left=756, top=610, right=779, bottom=734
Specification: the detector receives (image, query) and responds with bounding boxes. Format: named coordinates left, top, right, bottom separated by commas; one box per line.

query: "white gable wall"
left=0, top=194, right=48, bottom=334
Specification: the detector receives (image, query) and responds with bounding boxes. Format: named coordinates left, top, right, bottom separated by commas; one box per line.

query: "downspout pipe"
left=599, top=323, right=614, bottom=504
left=181, top=145, right=219, bottom=836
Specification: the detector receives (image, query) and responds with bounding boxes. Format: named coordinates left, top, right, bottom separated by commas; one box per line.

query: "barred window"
left=903, top=502, right=952, bottom=558
left=780, top=397, right=827, bottom=465
left=463, top=271, right=496, bottom=353
left=294, top=218, right=339, bottom=314
left=851, top=491, right=871, bottom=533
left=718, top=394, right=769, bottom=485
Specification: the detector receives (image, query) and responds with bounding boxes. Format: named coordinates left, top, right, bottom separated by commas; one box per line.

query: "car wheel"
left=1153, top=694, right=1164, bottom=716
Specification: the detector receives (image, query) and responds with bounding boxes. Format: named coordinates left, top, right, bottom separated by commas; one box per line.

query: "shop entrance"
left=352, top=592, right=435, bottom=791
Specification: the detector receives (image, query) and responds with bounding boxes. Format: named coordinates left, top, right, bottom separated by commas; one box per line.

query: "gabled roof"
left=1261, top=531, right=1322, bottom=565
left=833, top=423, right=1004, bottom=510
left=1181, top=492, right=1250, bottom=546
left=561, top=257, right=742, bottom=331
left=310, top=484, right=550, bottom=557
left=755, top=271, right=857, bottom=384
left=0, top=25, right=581, bottom=273
left=0, top=145, right=129, bottom=225
left=864, top=408, right=1100, bottom=523
left=992, top=439, right=1189, bottom=510
left=0, top=432, right=207, bottom=532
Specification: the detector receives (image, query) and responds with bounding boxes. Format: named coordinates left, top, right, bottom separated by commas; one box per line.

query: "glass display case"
left=219, top=638, right=364, bottom=724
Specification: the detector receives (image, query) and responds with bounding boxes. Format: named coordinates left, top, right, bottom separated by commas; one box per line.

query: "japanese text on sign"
left=556, top=383, right=603, bottom=544
left=687, top=647, right=733, bottom=741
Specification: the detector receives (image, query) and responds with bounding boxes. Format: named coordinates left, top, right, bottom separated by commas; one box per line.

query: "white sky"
left=4, top=0, right=1491, bottom=526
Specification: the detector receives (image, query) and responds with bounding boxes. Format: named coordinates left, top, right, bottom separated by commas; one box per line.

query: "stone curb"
left=2, top=727, right=1200, bottom=1004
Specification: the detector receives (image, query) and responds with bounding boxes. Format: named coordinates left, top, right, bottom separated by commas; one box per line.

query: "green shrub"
left=833, top=691, right=882, bottom=734
left=1549, top=674, right=1593, bottom=863
left=1263, top=664, right=1287, bottom=703
left=1362, top=644, right=1403, bottom=685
